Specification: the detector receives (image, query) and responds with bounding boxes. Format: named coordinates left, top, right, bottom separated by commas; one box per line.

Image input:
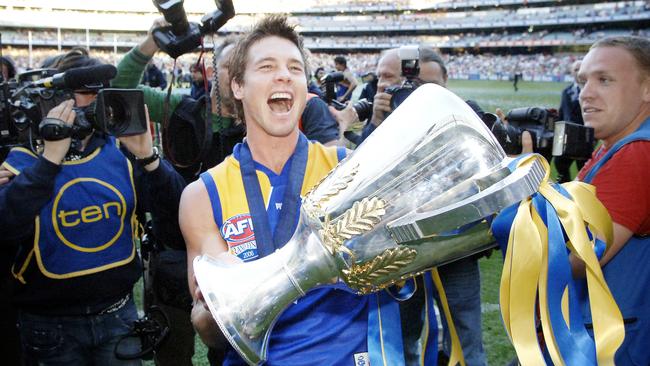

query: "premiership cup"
left=194, top=84, right=545, bottom=365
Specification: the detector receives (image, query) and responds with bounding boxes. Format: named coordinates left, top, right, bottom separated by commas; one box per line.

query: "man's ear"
left=642, top=76, right=650, bottom=103
left=231, top=78, right=244, bottom=100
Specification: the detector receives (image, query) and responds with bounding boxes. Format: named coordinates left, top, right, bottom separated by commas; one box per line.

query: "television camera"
left=489, top=107, right=595, bottom=160
left=0, top=65, right=147, bottom=161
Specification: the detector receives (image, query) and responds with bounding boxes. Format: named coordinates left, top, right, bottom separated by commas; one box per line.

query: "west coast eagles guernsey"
left=201, top=139, right=371, bottom=366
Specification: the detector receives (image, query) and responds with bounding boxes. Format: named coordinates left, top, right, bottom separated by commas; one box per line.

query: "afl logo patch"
left=222, top=213, right=258, bottom=261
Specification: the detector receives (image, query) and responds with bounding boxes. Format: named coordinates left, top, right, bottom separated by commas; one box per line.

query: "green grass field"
left=142, top=79, right=572, bottom=366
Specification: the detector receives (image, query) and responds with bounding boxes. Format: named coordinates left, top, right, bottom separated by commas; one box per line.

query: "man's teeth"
left=270, top=92, right=292, bottom=100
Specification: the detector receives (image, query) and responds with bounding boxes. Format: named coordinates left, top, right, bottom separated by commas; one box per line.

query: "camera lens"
left=104, top=94, right=130, bottom=135
left=388, top=87, right=413, bottom=110
left=353, top=99, right=373, bottom=122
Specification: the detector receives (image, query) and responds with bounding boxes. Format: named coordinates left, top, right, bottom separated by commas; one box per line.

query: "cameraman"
left=0, top=49, right=186, bottom=365
left=572, top=36, right=650, bottom=365
left=555, top=59, right=588, bottom=183
left=331, top=46, right=488, bottom=366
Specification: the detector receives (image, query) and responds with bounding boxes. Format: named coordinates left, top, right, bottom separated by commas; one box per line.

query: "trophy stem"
left=195, top=208, right=342, bottom=365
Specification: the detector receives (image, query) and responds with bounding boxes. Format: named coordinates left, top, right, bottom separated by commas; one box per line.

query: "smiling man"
left=575, top=36, right=650, bottom=366
left=179, top=16, right=375, bottom=365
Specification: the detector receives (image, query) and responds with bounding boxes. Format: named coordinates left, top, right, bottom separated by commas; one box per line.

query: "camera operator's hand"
left=139, top=17, right=171, bottom=57
left=328, top=103, right=359, bottom=133
left=495, top=107, right=534, bottom=155
left=42, top=100, right=75, bottom=165
left=370, top=92, right=392, bottom=127
left=119, top=106, right=159, bottom=171
left=0, top=166, right=15, bottom=185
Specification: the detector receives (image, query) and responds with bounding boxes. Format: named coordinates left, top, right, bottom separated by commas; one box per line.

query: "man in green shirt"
left=113, top=19, right=244, bottom=184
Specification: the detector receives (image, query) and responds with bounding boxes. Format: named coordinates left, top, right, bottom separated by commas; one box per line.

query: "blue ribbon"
left=421, top=272, right=439, bottom=366
left=368, top=291, right=406, bottom=366
left=238, top=133, right=309, bottom=256
left=532, top=191, right=597, bottom=365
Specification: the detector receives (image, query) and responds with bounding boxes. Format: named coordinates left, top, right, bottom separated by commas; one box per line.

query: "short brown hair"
left=591, top=36, right=650, bottom=79
left=228, top=15, right=309, bottom=122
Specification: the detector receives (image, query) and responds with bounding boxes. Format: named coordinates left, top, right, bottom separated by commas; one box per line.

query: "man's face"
left=1, top=64, right=9, bottom=80
left=191, top=69, right=203, bottom=82
left=571, top=60, right=581, bottom=81
left=376, top=51, right=401, bottom=93
left=212, top=44, right=235, bottom=112
left=231, top=36, right=307, bottom=137
left=578, top=46, right=650, bottom=145
left=418, top=61, right=447, bottom=87
left=334, top=62, right=344, bottom=72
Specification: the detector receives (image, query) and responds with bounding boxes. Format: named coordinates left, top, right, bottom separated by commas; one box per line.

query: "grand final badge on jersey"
left=222, top=213, right=259, bottom=262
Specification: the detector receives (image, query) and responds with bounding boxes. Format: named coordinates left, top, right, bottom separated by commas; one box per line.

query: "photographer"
left=113, top=20, right=245, bottom=184
left=331, top=46, right=487, bottom=366
left=113, top=19, right=245, bottom=366
left=0, top=49, right=186, bottom=365
left=572, top=36, right=650, bottom=365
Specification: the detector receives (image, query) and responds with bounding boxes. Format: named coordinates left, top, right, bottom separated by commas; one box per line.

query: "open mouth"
left=268, top=92, right=293, bottom=113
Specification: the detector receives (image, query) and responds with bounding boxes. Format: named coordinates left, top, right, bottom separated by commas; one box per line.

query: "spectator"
left=0, top=56, right=17, bottom=80
left=190, top=63, right=212, bottom=100
left=142, top=61, right=168, bottom=89
left=333, top=55, right=358, bottom=102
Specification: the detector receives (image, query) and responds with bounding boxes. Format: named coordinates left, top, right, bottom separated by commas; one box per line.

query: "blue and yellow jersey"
left=201, top=139, right=370, bottom=365
left=3, top=137, right=138, bottom=282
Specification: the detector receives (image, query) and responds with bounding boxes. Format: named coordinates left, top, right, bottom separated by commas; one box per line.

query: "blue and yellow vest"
left=581, top=117, right=650, bottom=366
left=4, top=138, right=138, bottom=282
left=201, top=140, right=373, bottom=366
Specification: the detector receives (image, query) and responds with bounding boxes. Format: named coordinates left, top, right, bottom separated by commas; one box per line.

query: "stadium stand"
left=0, top=0, right=648, bottom=81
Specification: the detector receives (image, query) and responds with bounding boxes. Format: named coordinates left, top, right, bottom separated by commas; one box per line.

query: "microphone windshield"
left=63, top=64, right=117, bottom=90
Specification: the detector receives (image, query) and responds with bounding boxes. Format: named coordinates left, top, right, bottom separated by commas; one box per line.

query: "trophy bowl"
left=194, top=83, right=545, bottom=365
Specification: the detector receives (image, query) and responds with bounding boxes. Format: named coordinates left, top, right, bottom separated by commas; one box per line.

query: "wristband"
left=135, top=146, right=159, bottom=167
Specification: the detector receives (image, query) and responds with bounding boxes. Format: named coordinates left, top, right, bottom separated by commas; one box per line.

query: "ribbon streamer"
left=493, top=154, right=624, bottom=366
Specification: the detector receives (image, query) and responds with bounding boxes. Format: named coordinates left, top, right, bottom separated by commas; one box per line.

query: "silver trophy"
left=194, top=84, right=545, bottom=365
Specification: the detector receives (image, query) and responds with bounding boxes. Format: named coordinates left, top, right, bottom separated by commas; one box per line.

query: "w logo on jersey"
left=222, top=213, right=259, bottom=261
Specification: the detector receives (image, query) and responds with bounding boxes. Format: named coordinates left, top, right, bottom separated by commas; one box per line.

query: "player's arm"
left=179, top=180, right=229, bottom=348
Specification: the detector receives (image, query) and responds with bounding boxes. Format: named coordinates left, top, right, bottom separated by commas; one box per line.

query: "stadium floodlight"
left=152, top=0, right=235, bottom=58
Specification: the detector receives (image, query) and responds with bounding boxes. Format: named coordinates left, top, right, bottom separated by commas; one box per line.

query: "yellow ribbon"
left=431, top=268, right=466, bottom=366
left=500, top=154, right=624, bottom=365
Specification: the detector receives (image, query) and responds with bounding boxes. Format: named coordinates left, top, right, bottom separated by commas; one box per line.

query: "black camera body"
left=1, top=68, right=147, bottom=160
left=152, top=0, right=235, bottom=59
left=385, top=45, right=421, bottom=111
left=490, top=107, right=594, bottom=160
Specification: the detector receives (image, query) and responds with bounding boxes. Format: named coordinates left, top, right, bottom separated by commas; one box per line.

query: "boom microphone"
left=34, top=64, right=117, bottom=90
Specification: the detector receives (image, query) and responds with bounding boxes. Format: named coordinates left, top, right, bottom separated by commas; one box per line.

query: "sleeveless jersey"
left=201, top=139, right=371, bottom=365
